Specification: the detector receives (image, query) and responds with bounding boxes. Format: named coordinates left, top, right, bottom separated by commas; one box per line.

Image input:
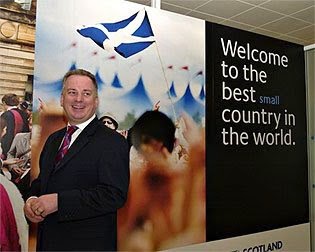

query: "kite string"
left=154, top=42, right=177, bottom=122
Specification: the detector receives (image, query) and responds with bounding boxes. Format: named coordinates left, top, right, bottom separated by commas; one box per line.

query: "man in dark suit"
left=24, top=69, right=130, bottom=251
left=1, top=93, right=30, bottom=159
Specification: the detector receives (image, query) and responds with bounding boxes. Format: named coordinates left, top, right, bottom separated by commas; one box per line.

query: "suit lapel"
left=52, top=118, right=99, bottom=173
left=42, top=129, right=65, bottom=192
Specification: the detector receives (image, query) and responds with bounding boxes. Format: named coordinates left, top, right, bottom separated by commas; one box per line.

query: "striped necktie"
left=55, top=125, right=78, bottom=164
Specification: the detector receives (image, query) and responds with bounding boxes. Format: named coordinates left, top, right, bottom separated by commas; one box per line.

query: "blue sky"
left=34, top=0, right=205, bottom=121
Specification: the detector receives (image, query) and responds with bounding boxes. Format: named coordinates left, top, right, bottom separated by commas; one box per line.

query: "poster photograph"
left=1, top=0, right=310, bottom=251
left=32, top=0, right=205, bottom=250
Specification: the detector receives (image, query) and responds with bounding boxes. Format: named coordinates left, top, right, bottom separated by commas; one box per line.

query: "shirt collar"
left=7, top=106, right=18, bottom=110
left=68, top=114, right=96, bottom=131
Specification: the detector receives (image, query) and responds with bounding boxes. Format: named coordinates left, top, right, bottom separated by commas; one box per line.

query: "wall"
left=306, top=47, right=315, bottom=251
left=0, top=3, right=35, bottom=103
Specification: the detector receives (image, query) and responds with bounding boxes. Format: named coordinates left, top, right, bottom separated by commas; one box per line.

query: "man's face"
left=1, top=103, right=8, bottom=111
left=60, top=75, right=98, bottom=125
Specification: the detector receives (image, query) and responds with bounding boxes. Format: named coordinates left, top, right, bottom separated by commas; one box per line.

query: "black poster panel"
left=206, top=22, right=309, bottom=241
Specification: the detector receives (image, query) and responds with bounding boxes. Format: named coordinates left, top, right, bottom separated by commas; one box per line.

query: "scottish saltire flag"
left=77, top=9, right=155, bottom=58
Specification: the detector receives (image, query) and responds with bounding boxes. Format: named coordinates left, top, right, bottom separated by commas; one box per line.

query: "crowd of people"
left=117, top=111, right=205, bottom=251
left=0, top=94, right=32, bottom=197
left=0, top=94, right=31, bottom=251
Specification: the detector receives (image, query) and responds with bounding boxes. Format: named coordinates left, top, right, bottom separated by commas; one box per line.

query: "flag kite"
left=195, top=70, right=203, bottom=77
left=181, top=66, right=189, bottom=71
left=77, top=9, right=155, bottom=58
left=107, top=55, right=116, bottom=60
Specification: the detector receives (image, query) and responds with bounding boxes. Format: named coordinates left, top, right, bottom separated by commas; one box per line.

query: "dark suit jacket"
left=0, top=108, right=29, bottom=157
left=29, top=117, right=130, bottom=251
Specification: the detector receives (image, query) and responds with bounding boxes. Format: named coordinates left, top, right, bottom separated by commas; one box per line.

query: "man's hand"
left=24, top=193, right=58, bottom=222
left=3, top=158, right=22, bottom=166
left=24, top=197, right=44, bottom=223
left=12, top=167, right=24, bottom=176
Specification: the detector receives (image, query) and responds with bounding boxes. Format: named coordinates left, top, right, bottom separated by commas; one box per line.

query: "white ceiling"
left=127, top=0, right=315, bottom=46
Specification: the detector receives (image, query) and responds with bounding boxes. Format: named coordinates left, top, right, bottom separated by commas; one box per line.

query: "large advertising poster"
left=32, top=0, right=205, bottom=250
left=205, top=22, right=310, bottom=248
left=25, top=0, right=309, bottom=251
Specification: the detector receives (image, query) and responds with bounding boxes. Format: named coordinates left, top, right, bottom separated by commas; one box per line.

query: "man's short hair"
left=131, top=111, right=176, bottom=153
left=2, top=93, right=19, bottom=106
left=62, top=69, right=98, bottom=94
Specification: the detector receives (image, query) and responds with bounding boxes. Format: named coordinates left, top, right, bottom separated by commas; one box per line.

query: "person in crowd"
left=0, top=174, right=29, bottom=251
left=122, top=100, right=162, bottom=148
left=6, top=115, right=32, bottom=197
left=19, top=100, right=32, bottom=118
left=130, top=110, right=176, bottom=161
left=7, top=114, right=32, bottom=160
left=118, top=111, right=205, bottom=251
left=0, top=94, right=30, bottom=159
left=23, top=69, right=130, bottom=251
left=99, top=112, right=119, bottom=131
left=0, top=114, right=28, bottom=252
left=0, top=117, right=22, bottom=177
